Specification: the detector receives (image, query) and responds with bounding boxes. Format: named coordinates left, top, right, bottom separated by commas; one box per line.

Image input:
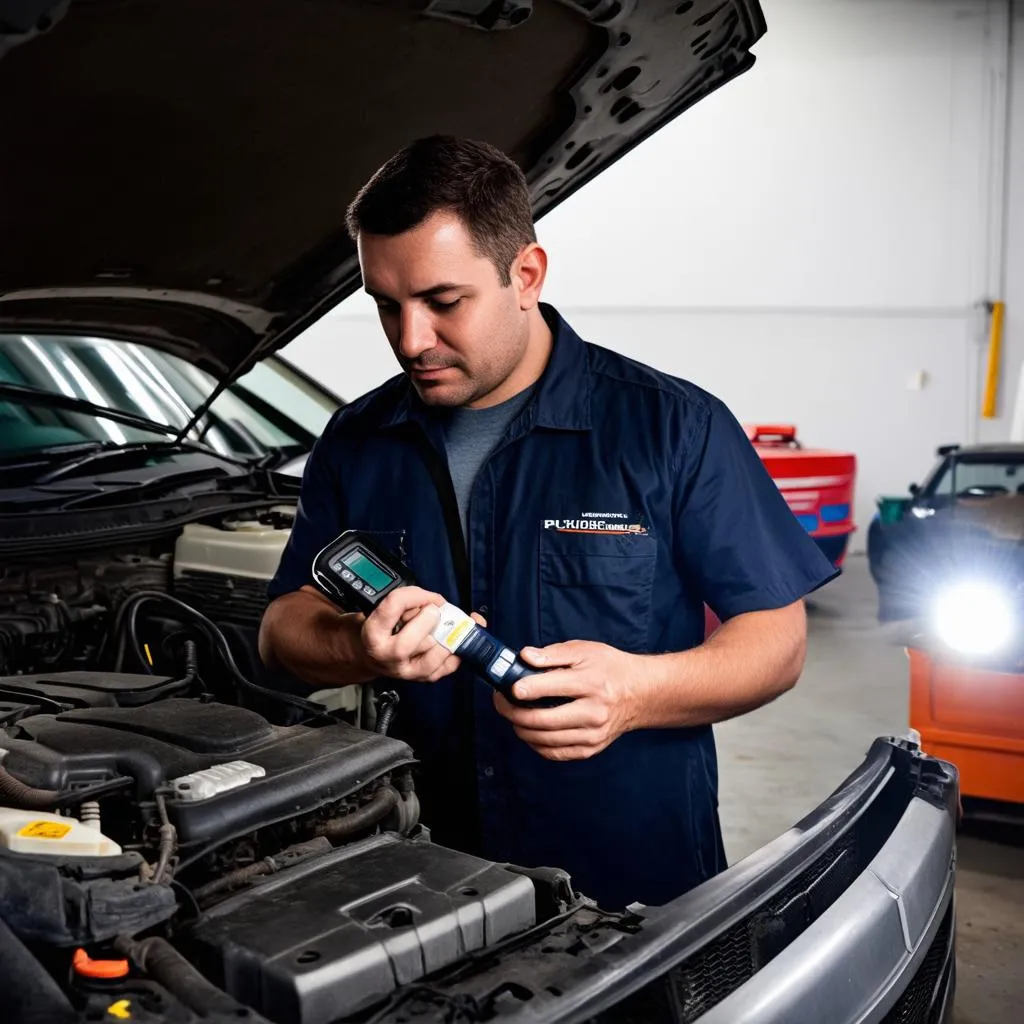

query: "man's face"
left=358, top=211, right=533, bottom=408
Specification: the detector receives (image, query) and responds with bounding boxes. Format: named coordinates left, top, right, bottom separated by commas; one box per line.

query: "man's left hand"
left=492, top=641, right=643, bottom=761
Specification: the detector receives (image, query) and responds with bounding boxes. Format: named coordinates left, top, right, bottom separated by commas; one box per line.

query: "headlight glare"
left=933, top=581, right=1015, bottom=656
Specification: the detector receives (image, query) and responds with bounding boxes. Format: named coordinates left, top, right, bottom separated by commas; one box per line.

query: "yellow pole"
left=982, top=301, right=1006, bottom=419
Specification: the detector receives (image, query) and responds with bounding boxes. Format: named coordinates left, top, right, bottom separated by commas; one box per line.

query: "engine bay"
left=0, top=510, right=295, bottom=684
left=0, top=512, right=566, bottom=1023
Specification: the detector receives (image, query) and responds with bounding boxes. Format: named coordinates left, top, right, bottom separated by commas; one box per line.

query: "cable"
left=375, top=690, right=400, bottom=734
left=151, top=792, right=177, bottom=885
left=51, top=775, right=133, bottom=809
left=169, top=879, right=202, bottom=923
left=110, top=590, right=330, bottom=721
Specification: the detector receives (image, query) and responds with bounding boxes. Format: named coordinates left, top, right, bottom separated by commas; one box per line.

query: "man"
left=259, top=135, right=837, bottom=910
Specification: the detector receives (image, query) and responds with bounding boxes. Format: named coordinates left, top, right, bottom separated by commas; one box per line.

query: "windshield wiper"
left=0, top=382, right=181, bottom=437
left=32, top=440, right=248, bottom=484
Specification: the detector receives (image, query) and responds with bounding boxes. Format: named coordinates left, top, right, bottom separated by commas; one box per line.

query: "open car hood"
left=0, top=0, right=765, bottom=381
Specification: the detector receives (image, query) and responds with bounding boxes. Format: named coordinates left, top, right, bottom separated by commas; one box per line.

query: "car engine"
left=1, top=510, right=294, bottom=683
left=0, top=514, right=545, bottom=1024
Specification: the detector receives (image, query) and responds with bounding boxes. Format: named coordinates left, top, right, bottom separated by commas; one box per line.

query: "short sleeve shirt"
left=267, top=304, right=837, bottom=910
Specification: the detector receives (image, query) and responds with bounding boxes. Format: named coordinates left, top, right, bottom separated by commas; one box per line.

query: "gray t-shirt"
left=440, top=385, right=536, bottom=539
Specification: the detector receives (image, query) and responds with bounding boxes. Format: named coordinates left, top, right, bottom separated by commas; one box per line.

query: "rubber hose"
left=316, top=785, right=399, bottom=842
left=193, top=836, right=332, bottom=903
left=114, top=936, right=253, bottom=1019
left=375, top=690, right=400, bottom=734
left=0, top=764, right=60, bottom=809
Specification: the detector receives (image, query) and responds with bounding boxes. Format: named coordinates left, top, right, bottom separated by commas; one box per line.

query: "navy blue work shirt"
left=267, top=304, right=837, bottom=910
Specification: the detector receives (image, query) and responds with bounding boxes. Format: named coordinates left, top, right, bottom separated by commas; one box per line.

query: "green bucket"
left=877, top=495, right=911, bottom=525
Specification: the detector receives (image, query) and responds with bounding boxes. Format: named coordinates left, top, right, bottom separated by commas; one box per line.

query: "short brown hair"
left=345, top=135, right=536, bottom=286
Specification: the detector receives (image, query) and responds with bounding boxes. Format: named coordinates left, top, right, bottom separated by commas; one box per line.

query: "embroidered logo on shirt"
left=543, top=512, right=648, bottom=535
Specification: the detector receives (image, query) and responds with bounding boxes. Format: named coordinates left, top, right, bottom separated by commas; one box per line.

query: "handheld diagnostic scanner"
left=311, top=530, right=570, bottom=708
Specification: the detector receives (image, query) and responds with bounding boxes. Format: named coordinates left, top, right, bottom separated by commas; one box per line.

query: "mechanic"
left=258, top=135, right=838, bottom=911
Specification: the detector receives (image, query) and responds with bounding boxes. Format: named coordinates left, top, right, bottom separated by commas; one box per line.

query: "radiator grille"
left=668, top=832, right=858, bottom=1019
left=881, top=902, right=954, bottom=1024
left=591, top=771, right=912, bottom=1024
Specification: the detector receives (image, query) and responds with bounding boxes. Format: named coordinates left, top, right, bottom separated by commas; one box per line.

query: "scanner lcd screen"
left=341, top=550, right=394, bottom=591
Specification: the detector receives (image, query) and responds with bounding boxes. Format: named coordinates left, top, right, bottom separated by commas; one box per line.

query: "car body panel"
left=745, top=424, right=858, bottom=569
left=910, top=646, right=1024, bottom=806
left=697, top=802, right=955, bottom=1024
left=0, top=0, right=768, bottom=382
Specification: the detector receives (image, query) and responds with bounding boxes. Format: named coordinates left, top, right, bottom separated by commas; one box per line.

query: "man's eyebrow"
left=412, top=282, right=467, bottom=298
left=364, top=283, right=468, bottom=301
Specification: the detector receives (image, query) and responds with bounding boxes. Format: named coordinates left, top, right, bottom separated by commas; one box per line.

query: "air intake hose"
left=0, top=762, right=60, bottom=810
left=113, top=936, right=255, bottom=1018
left=316, top=784, right=399, bottom=843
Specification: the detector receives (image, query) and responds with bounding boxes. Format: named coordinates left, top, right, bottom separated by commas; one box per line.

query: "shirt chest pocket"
left=538, top=529, right=658, bottom=652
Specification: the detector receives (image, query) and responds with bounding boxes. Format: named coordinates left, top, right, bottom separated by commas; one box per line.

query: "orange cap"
left=73, top=947, right=130, bottom=980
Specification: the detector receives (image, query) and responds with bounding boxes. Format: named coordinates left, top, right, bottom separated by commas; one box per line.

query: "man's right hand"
left=361, top=586, right=470, bottom=682
left=259, top=583, right=484, bottom=689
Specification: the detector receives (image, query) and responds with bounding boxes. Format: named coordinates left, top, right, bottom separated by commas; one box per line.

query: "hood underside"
left=0, top=0, right=765, bottom=379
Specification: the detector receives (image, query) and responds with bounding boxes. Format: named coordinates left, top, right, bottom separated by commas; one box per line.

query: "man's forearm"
left=631, top=601, right=807, bottom=730
left=258, top=587, right=376, bottom=688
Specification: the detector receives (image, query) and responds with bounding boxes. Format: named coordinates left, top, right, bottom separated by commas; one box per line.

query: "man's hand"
left=361, top=586, right=485, bottom=683
left=491, top=600, right=808, bottom=760
left=492, top=640, right=643, bottom=761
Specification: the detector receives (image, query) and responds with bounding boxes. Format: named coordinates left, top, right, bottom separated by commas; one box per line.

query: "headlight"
left=932, top=581, right=1015, bottom=656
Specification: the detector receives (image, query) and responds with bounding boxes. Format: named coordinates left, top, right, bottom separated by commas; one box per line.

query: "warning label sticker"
left=18, top=820, right=72, bottom=840
left=431, top=603, right=475, bottom=654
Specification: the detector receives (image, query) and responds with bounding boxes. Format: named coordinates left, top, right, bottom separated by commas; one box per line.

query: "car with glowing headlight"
left=867, top=442, right=1024, bottom=621
left=868, top=443, right=1024, bottom=813
left=905, top=487, right=1024, bottom=814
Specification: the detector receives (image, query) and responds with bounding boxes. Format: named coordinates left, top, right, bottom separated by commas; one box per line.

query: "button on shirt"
left=267, top=304, right=838, bottom=910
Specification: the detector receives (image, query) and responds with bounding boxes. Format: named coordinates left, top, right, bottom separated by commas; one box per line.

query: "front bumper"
left=366, top=737, right=958, bottom=1024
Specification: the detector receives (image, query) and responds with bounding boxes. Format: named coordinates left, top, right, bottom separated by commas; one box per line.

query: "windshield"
left=924, top=454, right=1024, bottom=500
left=0, top=333, right=340, bottom=459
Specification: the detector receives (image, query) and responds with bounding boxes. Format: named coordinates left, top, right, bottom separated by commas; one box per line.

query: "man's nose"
left=397, top=306, right=436, bottom=360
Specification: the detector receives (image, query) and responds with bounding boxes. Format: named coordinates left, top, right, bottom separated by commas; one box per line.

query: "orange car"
left=905, top=536, right=1024, bottom=815
left=909, top=646, right=1024, bottom=810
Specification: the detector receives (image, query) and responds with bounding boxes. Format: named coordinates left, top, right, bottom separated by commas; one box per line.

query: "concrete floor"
left=714, top=555, right=1023, bottom=1024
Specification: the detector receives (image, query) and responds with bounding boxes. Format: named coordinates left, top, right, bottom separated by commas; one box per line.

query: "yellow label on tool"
left=432, top=603, right=475, bottom=653
left=107, top=999, right=132, bottom=1020
left=445, top=619, right=473, bottom=649
left=18, top=820, right=72, bottom=840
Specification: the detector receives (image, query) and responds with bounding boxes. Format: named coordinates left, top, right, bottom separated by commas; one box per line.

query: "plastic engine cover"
left=189, top=832, right=537, bottom=1024
left=6, top=699, right=415, bottom=848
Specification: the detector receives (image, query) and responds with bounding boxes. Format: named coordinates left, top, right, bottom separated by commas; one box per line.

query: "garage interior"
left=716, top=560, right=1023, bottom=1024
left=284, top=1, right=1024, bottom=1021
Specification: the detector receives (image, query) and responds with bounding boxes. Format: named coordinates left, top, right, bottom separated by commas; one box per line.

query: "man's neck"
left=466, top=306, right=553, bottom=409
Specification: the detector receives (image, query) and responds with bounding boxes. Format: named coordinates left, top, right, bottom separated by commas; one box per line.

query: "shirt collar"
left=377, top=302, right=592, bottom=433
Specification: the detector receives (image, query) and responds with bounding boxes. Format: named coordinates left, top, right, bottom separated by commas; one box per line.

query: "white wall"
left=282, top=0, right=1023, bottom=551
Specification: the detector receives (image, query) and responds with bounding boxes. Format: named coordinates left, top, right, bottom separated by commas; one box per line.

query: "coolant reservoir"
left=174, top=518, right=293, bottom=580
left=0, top=808, right=122, bottom=856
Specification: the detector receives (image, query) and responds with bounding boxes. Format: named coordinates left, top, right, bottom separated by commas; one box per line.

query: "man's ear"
left=512, top=242, right=547, bottom=310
